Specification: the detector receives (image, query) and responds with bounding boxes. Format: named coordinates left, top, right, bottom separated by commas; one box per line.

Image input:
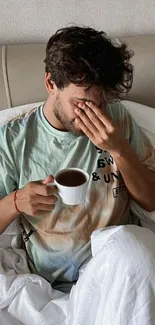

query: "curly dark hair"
left=44, top=26, right=134, bottom=100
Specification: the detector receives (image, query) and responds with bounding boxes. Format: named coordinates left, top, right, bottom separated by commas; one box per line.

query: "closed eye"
left=74, top=97, right=90, bottom=102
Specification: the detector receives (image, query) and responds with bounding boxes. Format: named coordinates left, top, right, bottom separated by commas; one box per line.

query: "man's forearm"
left=113, top=146, right=155, bottom=212
left=0, top=192, right=20, bottom=234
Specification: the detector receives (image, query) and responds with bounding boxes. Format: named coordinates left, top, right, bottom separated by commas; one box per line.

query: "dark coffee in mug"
left=56, top=170, right=87, bottom=187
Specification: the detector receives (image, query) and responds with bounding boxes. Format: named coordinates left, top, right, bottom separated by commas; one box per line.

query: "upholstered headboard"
left=0, top=35, right=155, bottom=110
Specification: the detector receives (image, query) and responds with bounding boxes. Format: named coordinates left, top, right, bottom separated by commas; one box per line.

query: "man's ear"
left=45, top=72, right=56, bottom=95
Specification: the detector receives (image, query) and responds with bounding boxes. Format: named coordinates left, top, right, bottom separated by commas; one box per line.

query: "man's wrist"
left=9, top=191, right=21, bottom=219
left=111, top=143, right=140, bottom=177
left=111, top=142, right=134, bottom=161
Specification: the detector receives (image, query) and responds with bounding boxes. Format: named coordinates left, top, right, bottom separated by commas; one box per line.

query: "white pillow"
left=0, top=102, right=43, bottom=127
left=122, top=100, right=155, bottom=146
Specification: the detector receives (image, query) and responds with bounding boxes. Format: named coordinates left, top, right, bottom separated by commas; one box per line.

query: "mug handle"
left=46, top=181, right=60, bottom=199
left=46, top=181, right=56, bottom=186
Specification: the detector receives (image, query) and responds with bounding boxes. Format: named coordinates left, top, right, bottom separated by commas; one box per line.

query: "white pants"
left=1, top=224, right=155, bottom=325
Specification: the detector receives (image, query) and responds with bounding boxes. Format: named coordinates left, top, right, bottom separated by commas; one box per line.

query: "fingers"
left=30, top=204, right=56, bottom=216
left=75, top=117, right=96, bottom=142
left=28, top=195, right=57, bottom=216
left=29, top=182, right=58, bottom=196
left=42, top=175, right=54, bottom=185
left=79, top=101, right=114, bottom=129
left=35, top=195, right=57, bottom=205
left=35, top=203, right=56, bottom=211
left=74, top=106, right=105, bottom=134
left=33, top=210, right=50, bottom=216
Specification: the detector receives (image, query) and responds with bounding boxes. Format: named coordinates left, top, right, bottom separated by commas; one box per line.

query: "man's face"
left=53, top=83, right=103, bottom=136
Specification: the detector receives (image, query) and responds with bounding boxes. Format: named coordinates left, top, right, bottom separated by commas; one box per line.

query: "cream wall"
left=0, top=0, right=155, bottom=45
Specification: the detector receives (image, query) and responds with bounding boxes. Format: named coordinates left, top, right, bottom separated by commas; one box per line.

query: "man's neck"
left=43, top=97, right=64, bottom=130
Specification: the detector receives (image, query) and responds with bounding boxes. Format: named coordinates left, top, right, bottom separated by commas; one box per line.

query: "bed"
left=0, top=35, right=155, bottom=325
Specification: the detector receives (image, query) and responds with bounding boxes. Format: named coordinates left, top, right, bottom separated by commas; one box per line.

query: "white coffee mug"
left=48, top=168, right=89, bottom=205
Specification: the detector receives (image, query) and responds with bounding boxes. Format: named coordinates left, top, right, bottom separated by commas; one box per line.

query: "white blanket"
left=1, top=224, right=155, bottom=325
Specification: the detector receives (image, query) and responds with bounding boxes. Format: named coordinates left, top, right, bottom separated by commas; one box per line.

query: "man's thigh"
left=69, top=225, right=155, bottom=325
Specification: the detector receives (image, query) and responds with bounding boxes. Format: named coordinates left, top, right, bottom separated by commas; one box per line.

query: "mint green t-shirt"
left=0, top=103, right=155, bottom=292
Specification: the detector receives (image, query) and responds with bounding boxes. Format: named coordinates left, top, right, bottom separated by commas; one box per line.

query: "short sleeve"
left=0, top=180, right=6, bottom=199
left=0, top=125, right=18, bottom=199
left=106, top=102, right=155, bottom=222
left=109, top=102, right=155, bottom=173
left=128, top=117, right=155, bottom=221
left=0, top=154, right=17, bottom=199
left=127, top=111, right=155, bottom=173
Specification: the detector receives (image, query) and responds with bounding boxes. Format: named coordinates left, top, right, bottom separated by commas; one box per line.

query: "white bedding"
left=1, top=225, right=155, bottom=325
left=0, top=102, right=43, bottom=127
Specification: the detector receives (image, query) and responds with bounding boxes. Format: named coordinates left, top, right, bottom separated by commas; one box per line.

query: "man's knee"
left=110, top=225, right=155, bottom=272
left=92, top=225, right=155, bottom=273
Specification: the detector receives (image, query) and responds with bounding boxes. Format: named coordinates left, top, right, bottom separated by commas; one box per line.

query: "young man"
left=0, top=26, right=155, bottom=294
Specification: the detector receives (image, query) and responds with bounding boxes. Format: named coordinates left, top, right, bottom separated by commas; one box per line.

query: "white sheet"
left=1, top=225, right=155, bottom=325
